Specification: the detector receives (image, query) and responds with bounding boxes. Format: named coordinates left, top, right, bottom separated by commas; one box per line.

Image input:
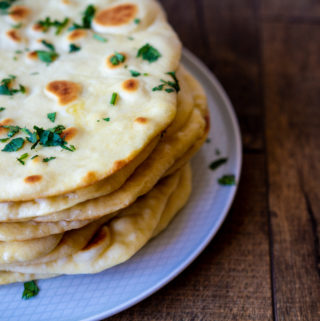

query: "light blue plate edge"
left=83, top=48, right=243, bottom=321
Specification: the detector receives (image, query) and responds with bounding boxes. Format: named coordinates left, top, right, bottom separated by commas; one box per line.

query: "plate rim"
left=83, top=48, right=243, bottom=321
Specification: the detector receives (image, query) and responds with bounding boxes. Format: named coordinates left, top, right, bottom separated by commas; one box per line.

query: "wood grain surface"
left=108, top=0, right=320, bottom=320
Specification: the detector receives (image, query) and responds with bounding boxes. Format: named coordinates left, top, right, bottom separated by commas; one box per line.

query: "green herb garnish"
left=12, top=22, right=22, bottom=29
left=103, top=117, right=110, bottom=122
left=31, top=155, right=38, bottom=160
left=137, top=43, right=161, bottom=63
left=209, top=157, right=228, bottom=171
left=152, top=71, right=180, bottom=93
left=218, top=174, right=236, bottom=186
left=134, top=18, right=140, bottom=24
left=206, top=138, right=211, bottom=143
left=129, top=70, right=141, bottom=77
left=0, top=107, right=5, bottom=112
left=41, top=40, right=55, bottom=51
left=69, top=43, right=81, bottom=53
left=93, top=34, right=107, bottom=42
left=36, top=51, right=59, bottom=64
left=2, top=125, right=20, bottom=138
left=17, top=152, right=29, bottom=165
left=215, top=148, right=221, bottom=156
left=110, top=92, right=118, bottom=105
left=0, top=75, right=26, bottom=96
left=2, top=137, right=24, bottom=152
left=47, top=112, right=56, bottom=123
left=37, top=17, right=69, bottom=35
left=0, top=138, right=9, bottom=143
left=109, top=52, right=125, bottom=65
left=0, top=0, right=16, bottom=14
left=69, top=4, right=96, bottom=30
left=43, top=156, right=56, bottom=162
left=22, top=281, right=39, bottom=300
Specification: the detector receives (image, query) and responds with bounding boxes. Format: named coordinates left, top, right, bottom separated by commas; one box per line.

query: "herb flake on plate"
left=22, top=281, right=39, bottom=300
left=218, top=174, right=236, bottom=186
left=209, top=157, right=228, bottom=171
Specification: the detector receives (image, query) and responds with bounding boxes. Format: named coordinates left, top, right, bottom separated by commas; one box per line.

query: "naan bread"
left=0, top=164, right=191, bottom=277
left=0, top=0, right=181, bottom=201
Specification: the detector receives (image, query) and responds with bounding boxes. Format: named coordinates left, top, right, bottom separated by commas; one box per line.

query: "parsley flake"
left=209, top=157, right=228, bottom=171
left=0, top=138, right=9, bottom=143
left=22, top=281, right=39, bottom=300
left=31, top=155, right=38, bottom=160
left=0, top=0, right=17, bottom=14
left=69, top=4, right=96, bottom=30
left=218, top=174, right=236, bottom=186
left=103, top=117, right=110, bottom=122
left=0, top=107, right=5, bottom=112
left=12, top=22, right=22, bottom=29
left=2, top=125, right=20, bottom=138
left=69, top=43, right=81, bottom=53
left=129, top=70, right=141, bottom=77
left=2, top=137, right=24, bottom=152
left=17, top=152, right=29, bottom=165
left=0, top=75, right=26, bottom=96
left=152, top=71, right=180, bottom=93
left=43, top=156, right=56, bottom=162
left=93, top=34, right=107, bottom=42
left=37, top=17, right=69, bottom=35
left=137, top=43, right=161, bottom=63
left=35, top=41, right=59, bottom=64
left=134, top=18, right=141, bottom=24
left=109, top=52, right=125, bottom=66
left=47, top=112, right=56, bottom=123
left=110, top=92, right=118, bottom=105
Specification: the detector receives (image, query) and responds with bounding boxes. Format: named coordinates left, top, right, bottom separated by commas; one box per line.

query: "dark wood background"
left=108, top=0, right=320, bottom=320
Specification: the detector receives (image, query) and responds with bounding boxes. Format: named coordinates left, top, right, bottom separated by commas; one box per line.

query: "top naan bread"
left=0, top=0, right=181, bottom=201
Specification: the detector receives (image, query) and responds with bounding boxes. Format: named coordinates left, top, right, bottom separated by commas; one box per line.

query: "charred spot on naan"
left=32, top=23, right=44, bottom=32
left=45, top=81, right=82, bottom=106
left=135, top=117, right=148, bottom=124
left=204, top=112, right=210, bottom=134
left=82, top=171, right=98, bottom=185
left=60, top=127, right=77, bottom=141
left=24, top=175, right=42, bottom=184
left=27, top=51, right=38, bottom=60
left=0, top=119, right=13, bottom=135
left=9, top=6, right=30, bottom=22
left=82, top=226, right=109, bottom=251
left=6, top=29, right=22, bottom=43
left=68, top=29, right=87, bottom=41
left=94, top=4, right=137, bottom=27
left=122, top=79, right=139, bottom=92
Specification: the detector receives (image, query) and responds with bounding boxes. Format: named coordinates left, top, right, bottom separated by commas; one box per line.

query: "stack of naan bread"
left=0, top=0, right=208, bottom=284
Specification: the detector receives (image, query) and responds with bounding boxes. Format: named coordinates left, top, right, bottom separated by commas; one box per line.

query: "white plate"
left=0, top=49, right=242, bottom=321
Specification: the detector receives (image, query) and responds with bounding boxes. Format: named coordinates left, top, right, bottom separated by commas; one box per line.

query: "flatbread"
left=0, top=0, right=181, bottom=201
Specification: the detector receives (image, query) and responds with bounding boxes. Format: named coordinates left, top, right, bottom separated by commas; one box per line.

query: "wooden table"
left=109, top=1, right=320, bottom=319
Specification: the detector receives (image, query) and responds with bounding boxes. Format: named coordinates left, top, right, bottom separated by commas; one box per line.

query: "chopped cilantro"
left=43, top=156, right=56, bottom=162
left=69, top=4, right=96, bottom=30
left=31, top=155, right=38, bottom=160
left=103, top=117, right=110, bottom=122
left=128, top=36, right=134, bottom=40
left=37, top=17, right=69, bottom=35
left=0, top=107, right=5, bottom=112
left=0, top=138, right=9, bottom=143
left=41, top=40, right=55, bottom=51
left=218, top=174, right=236, bottom=186
left=215, top=148, right=221, bottom=156
left=12, top=22, right=22, bottom=29
left=109, top=52, right=125, bottom=66
left=134, top=18, right=141, bottom=24
left=35, top=41, right=59, bottom=64
left=152, top=71, right=180, bottom=93
left=206, top=138, right=211, bottom=143
left=17, top=152, right=29, bottom=165
left=93, top=34, right=107, bottom=42
left=129, top=70, right=141, bottom=77
left=22, top=281, right=39, bottom=300
left=209, top=157, right=228, bottom=171
left=0, top=0, right=16, bottom=14
left=15, top=50, right=23, bottom=54
left=2, top=137, right=24, bottom=152
left=2, top=125, right=20, bottom=137
left=69, top=43, right=81, bottom=53
left=137, top=43, right=161, bottom=63
left=110, top=92, right=118, bottom=105
left=0, top=75, right=26, bottom=96
left=47, top=112, right=56, bottom=123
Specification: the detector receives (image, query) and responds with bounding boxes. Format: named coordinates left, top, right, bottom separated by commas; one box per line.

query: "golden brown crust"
left=6, top=29, right=22, bottom=42
left=67, top=30, right=87, bottom=41
left=0, top=119, right=13, bottom=135
left=24, top=175, right=42, bottom=184
left=94, top=4, right=137, bottom=26
left=135, top=117, right=148, bottom=124
left=46, top=81, right=82, bottom=105
left=60, top=127, right=77, bottom=142
left=9, top=6, right=30, bottom=22
left=106, top=53, right=127, bottom=69
left=122, top=79, right=139, bottom=92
